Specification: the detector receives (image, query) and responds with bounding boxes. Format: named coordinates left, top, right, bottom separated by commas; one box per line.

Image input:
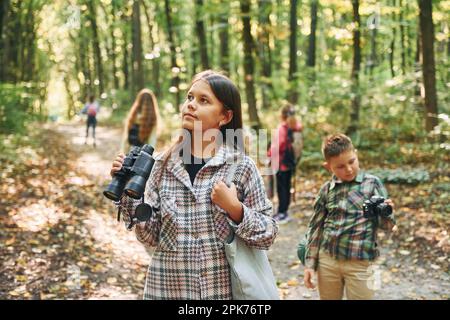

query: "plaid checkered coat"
left=118, top=144, right=278, bottom=300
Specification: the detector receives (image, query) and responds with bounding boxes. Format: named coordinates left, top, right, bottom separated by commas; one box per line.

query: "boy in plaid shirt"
left=303, top=133, right=397, bottom=299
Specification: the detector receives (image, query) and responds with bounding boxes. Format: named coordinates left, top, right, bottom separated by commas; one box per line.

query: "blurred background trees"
left=0, top=0, right=448, bottom=165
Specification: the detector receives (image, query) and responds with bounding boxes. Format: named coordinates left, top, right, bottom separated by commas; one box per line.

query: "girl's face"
left=181, top=80, right=232, bottom=132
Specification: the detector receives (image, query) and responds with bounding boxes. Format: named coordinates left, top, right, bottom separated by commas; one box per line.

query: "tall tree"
left=389, top=0, right=397, bottom=77
left=142, top=0, right=161, bottom=95
left=399, top=0, right=407, bottom=75
left=21, top=0, right=35, bottom=81
left=77, top=26, right=92, bottom=97
left=195, top=0, right=209, bottom=69
left=240, top=0, right=260, bottom=129
left=132, top=0, right=144, bottom=92
left=414, top=23, right=422, bottom=99
left=86, top=0, right=104, bottom=95
left=307, top=0, right=318, bottom=68
left=288, top=0, right=299, bottom=104
left=218, top=4, right=229, bottom=73
left=100, top=0, right=120, bottom=90
left=367, top=9, right=378, bottom=76
left=257, top=0, right=273, bottom=110
left=2, top=1, right=22, bottom=82
left=0, top=0, right=9, bottom=81
left=164, top=0, right=181, bottom=108
left=0, top=0, right=9, bottom=43
left=347, top=0, right=362, bottom=137
left=418, top=0, right=438, bottom=132
left=122, top=10, right=131, bottom=91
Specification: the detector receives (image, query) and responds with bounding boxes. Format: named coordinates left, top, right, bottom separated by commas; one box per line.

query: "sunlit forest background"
left=0, top=0, right=449, bottom=300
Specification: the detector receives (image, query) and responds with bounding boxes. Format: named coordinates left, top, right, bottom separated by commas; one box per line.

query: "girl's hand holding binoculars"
left=110, top=153, right=125, bottom=177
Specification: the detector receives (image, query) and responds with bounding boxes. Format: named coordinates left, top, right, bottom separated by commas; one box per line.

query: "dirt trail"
left=54, top=122, right=150, bottom=299
left=56, top=122, right=449, bottom=300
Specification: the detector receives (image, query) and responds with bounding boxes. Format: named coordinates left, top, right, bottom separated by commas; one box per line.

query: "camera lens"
left=377, top=203, right=393, bottom=217
left=135, top=203, right=153, bottom=221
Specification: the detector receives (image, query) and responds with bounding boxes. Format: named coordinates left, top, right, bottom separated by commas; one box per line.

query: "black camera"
left=363, top=195, right=392, bottom=219
left=103, top=144, right=155, bottom=202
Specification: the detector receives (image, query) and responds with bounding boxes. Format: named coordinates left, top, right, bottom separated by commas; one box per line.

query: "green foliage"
left=0, top=125, right=43, bottom=176
left=368, top=168, right=430, bottom=185
left=99, top=89, right=135, bottom=126
left=0, top=83, right=42, bottom=134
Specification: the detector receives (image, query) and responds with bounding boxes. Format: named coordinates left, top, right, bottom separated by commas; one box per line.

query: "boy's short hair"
left=322, top=133, right=354, bottom=160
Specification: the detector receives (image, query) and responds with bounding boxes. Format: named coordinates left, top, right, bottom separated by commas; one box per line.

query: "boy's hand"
left=304, top=268, right=316, bottom=289
left=384, top=198, right=398, bottom=233
left=211, top=181, right=243, bottom=223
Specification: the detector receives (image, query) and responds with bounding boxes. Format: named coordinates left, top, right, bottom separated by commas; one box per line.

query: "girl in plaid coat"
left=110, top=70, right=278, bottom=299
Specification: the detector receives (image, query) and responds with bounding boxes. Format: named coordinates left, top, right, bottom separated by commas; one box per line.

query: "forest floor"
left=1, top=121, right=449, bottom=300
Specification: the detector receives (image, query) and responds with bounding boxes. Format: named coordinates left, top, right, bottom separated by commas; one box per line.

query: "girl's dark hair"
left=191, top=70, right=243, bottom=149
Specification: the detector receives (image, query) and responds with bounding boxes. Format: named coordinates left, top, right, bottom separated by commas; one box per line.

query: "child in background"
left=120, top=88, right=160, bottom=153
left=269, top=104, right=303, bottom=224
left=81, top=94, right=100, bottom=147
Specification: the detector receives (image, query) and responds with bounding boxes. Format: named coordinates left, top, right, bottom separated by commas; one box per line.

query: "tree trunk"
left=326, top=6, right=338, bottom=67
left=142, top=0, right=161, bottom=96
left=0, top=0, right=10, bottom=81
left=22, top=0, right=35, bottom=82
left=195, top=0, right=209, bottom=69
left=257, top=0, right=272, bottom=110
left=272, top=0, right=284, bottom=73
left=5, top=1, right=22, bottom=82
left=122, top=13, right=130, bottom=91
left=418, top=0, right=439, bottom=132
left=0, top=0, right=9, bottom=42
left=414, top=23, right=422, bottom=99
left=399, top=0, right=407, bottom=75
left=367, top=11, right=378, bottom=76
left=78, top=30, right=91, bottom=98
left=63, top=74, right=76, bottom=120
left=164, top=0, right=181, bottom=108
left=389, top=0, right=397, bottom=78
left=406, top=2, right=414, bottom=69
left=209, top=12, right=215, bottom=68
left=108, top=1, right=119, bottom=90
left=240, top=0, right=260, bottom=129
left=307, top=0, right=318, bottom=68
left=86, top=1, right=104, bottom=95
left=288, top=0, right=299, bottom=104
left=347, top=0, right=361, bottom=137
left=132, top=0, right=144, bottom=93
left=218, top=5, right=229, bottom=73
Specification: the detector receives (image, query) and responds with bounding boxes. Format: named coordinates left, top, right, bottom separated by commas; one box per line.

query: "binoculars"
left=104, top=144, right=155, bottom=201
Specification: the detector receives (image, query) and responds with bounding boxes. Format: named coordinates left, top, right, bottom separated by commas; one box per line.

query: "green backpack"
left=297, top=237, right=308, bottom=266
